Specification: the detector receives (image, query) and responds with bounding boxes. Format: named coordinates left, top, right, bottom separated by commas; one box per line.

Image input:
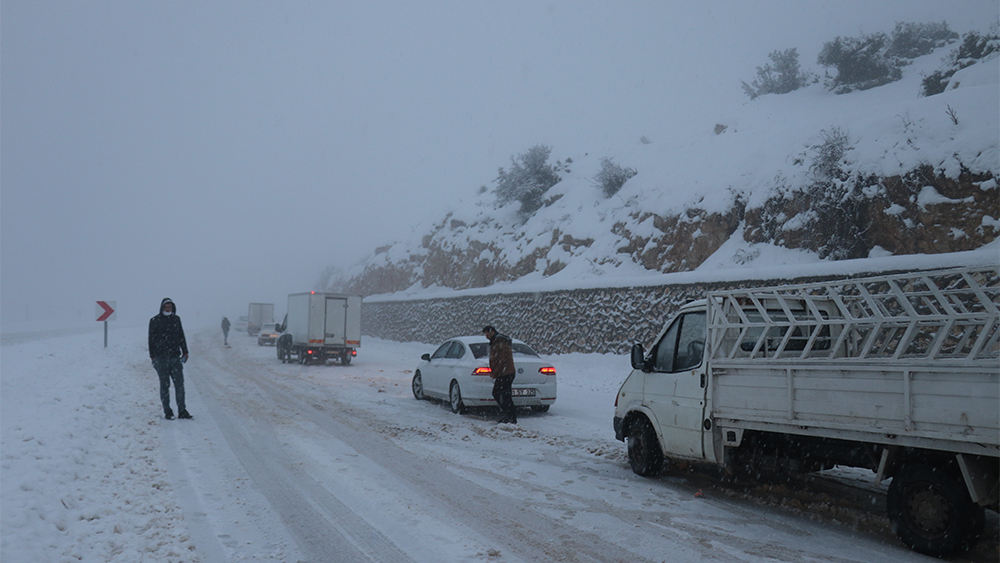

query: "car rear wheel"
left=449, top=381, right=466, bottom=414
left=531, top=405, right=550, bottom=412
left=412, top=371, right=425, bottom=400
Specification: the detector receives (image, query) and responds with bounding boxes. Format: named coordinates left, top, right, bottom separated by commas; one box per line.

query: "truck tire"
left=887, top=462, right=984, bottom=556
left=341, top=351, right=352, bottom=365
left=627, top=416, right=663, bottom=476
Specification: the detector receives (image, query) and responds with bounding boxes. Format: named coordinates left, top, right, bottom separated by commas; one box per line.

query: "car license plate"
left=511, top=388, right=535, bottom=397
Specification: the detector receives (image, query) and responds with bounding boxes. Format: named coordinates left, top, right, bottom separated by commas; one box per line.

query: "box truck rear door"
left=324, top=297, right=348, bottom=345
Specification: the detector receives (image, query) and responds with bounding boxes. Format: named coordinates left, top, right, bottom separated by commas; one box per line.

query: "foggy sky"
left=2, top=1, right=994, bottom=330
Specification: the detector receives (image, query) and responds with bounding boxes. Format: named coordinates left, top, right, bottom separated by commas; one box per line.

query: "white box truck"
left=613, top=266, right=999, bottom=556
left=247, top=303, right=274, bottom=335
left=277, top=292, right=361, bottom=365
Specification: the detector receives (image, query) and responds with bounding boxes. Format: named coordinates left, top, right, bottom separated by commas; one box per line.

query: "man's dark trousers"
left=154, top=356, right=186, bottom=414
left=492, top=374, right=516, bottom=420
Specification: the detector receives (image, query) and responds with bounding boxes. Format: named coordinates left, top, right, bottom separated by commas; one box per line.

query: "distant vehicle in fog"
left=277, top=293, right=361, bottom=365
left=257, top=323, right=281, bottom=346
left=247, top=303, right=274, bottom=335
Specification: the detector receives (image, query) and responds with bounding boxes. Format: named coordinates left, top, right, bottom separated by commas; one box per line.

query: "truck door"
left=643, top=311, right=707, bottom=460
left=324, top=297, right=348, bottom=345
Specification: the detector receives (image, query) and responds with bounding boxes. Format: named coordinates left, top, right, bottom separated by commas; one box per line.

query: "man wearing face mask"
left=148, top=297, right=191, bottom=420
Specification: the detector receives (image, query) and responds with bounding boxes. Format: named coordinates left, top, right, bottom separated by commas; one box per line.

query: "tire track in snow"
left=190, top=339, right=417, bottom=563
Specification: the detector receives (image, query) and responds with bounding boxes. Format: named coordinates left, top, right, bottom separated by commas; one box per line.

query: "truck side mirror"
left=421, top=353, right=431, bottom=362
left=630, top=343, right=646, bottom=370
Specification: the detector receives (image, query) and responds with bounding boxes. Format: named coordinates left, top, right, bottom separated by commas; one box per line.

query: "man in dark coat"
left=221, top=316, right=231, bottom=345
left=484, top=325, right=517, bottom=424
left=149, top=298, right=191, bottom=420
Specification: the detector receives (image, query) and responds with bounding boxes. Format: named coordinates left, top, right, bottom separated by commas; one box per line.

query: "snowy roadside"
left=0, top=326, right=630, bottom=563
left=3, top=326, right=996, bottom=563
left=1, top=328, right=199, bottom=562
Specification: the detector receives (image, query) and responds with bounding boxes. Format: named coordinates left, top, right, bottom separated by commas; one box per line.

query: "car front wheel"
left=449, top=381, right=465, bottom=414
left=412, top=371, right=425, bottom=400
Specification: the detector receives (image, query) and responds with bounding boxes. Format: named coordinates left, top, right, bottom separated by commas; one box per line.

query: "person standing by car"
left=221, top=316, right=231, bottom=345
left=149, top=298, right=191, bottom=420
left=483, top=325, right=517, bottom=424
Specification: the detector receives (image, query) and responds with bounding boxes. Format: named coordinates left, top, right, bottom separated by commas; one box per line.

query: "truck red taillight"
left=472, top=367, right=492, bottom=376
left=539, top=367, right=556, bottom=376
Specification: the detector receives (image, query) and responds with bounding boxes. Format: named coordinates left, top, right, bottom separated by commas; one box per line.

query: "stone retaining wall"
left=361, top=274, right=844, bottom=355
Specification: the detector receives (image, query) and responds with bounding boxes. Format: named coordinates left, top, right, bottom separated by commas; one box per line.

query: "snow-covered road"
left=3, top=326, right=995, bottom=562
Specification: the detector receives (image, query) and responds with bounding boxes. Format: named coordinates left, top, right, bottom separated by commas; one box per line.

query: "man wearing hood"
left=149, top=298, right=191, bottom=420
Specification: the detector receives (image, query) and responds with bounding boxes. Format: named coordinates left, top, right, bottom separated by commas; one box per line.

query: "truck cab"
left=615, top=300, right=710, bottom=473
left=613, top=266, right=999, bottom=556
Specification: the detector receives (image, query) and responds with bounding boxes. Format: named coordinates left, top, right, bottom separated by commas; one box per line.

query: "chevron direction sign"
left=96, top=301, right=116, bottom=322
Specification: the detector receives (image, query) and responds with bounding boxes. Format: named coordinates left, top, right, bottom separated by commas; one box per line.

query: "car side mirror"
left=630, top=343, right=646, bottom=371
left=421, top=353, right=431, bottom=362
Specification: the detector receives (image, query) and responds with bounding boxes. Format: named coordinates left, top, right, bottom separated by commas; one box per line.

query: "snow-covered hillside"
left=325, top=27, right=999, bottom=296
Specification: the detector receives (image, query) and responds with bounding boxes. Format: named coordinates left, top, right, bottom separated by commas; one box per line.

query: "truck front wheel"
left=627, top=416, right=663, bottom=476
left=887, top=462, right=983, bottom=556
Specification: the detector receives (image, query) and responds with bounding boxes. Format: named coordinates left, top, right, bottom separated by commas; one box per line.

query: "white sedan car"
left=412, top=336, right=557, bottom=414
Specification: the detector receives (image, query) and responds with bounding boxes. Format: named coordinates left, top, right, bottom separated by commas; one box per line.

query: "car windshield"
left=469, top=341, right=540, bottom=359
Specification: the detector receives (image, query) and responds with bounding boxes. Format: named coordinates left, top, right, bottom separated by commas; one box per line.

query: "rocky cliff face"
left=327, top=166, right=997, bottom=297
left=745, top=166, right=997, bottom=259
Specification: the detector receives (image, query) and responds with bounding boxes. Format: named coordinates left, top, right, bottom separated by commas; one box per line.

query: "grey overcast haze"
left=2, top=1, right=996, bottom=330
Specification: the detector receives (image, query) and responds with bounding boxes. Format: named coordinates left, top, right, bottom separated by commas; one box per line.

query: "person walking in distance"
left=149, top=298, right=191, bottom=420
left=483, top=325, right=517, bottom=424
left=221, top=316, right=231, bottom=345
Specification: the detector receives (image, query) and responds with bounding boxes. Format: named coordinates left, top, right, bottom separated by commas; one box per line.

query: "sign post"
left=96, top=301, right=116, bottom=347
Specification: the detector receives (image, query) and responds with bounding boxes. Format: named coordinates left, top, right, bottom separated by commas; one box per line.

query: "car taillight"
left=539, top=367, right=556, bottom=376
left=472, top=367, right=492, bottom=376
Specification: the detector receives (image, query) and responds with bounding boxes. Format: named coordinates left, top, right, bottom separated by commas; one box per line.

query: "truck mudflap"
left=613, top=416, right=624, bottom=441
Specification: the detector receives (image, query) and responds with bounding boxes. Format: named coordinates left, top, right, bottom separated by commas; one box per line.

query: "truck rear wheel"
left=627, top=417, right=663, bottom=476
left=887, top=462, right=983, bottom=556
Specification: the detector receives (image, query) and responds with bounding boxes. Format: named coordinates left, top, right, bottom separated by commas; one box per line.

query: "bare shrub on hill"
left=818, top=21, right=958, bottom=94
left=594, top=157, right=637, bottom=198
left=742, top=48, right=815, bottom=100
left=494, top=145, right=563, bottom=218
left=921, top=29, right=1000, bottom=96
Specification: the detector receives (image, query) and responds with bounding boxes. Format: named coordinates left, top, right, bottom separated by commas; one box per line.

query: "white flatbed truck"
left=613, top=265, right=999, bottom=556
left=277, top=292, right=361, bottom=365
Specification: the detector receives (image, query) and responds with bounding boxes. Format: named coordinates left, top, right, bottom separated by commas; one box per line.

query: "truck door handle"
left=700, top=373, right=706, bottom=388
